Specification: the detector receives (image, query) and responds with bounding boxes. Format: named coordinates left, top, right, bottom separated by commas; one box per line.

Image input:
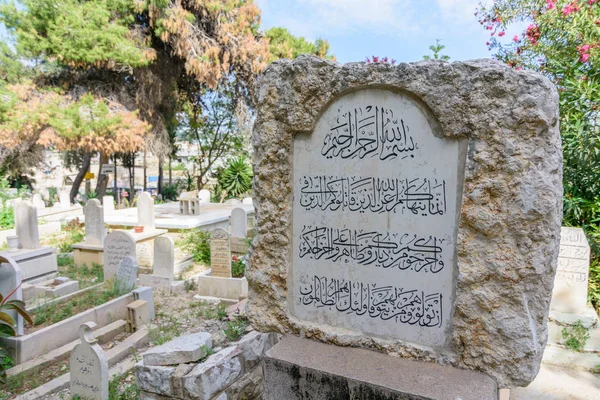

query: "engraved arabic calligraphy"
left=299, top=175, right=446, bottom=216
left=322, top=106, right=417, bottom=160
left=299, top=225, right=446, bottom=273
left=299, top=275, right=443, bottom=327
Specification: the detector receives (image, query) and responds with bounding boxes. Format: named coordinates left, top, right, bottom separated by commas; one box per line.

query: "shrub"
left=178, top=229, right=211, bottom=264
left=217, top=157, right=252, bottom=200
left=562, top=320, right=590, bottom=352
left=223, top=317, right=247, bottom=342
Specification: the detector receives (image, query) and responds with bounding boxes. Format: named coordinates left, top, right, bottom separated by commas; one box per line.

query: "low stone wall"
left=136, top=331, right=279, bottom=400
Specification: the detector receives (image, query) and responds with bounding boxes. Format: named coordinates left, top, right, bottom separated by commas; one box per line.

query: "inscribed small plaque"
left=210, top=228, right=232, bottom=278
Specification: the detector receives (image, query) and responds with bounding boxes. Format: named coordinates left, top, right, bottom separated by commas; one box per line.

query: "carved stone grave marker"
left=550, top=227, right=591, bottom=315
left=14, top=200, right=39, bottom=249
left=137, top=242, right=153, bottom=268
left=249, top=57, right=563, bottom=388
left=70, top=322, right=109, bottom=399
left=103, top=231, right=136, bottom=280
left=154, top=236, right=175, bottom=280
left=116, top=256, right=138, bottom=291
left=230, top=208, right=247, bottom=239
left=210, top=228, right=231, bottom=278
left=59, top=190, right=70, bottom=208
left=198, top=189, right=211, bottom=204
left=102, top=196, right=115, bottom=215
left=84, top=199, right=106, bottom=246
left=32, top=193, right=45, bottom=210
left=137, top=192, right=155, bottom=230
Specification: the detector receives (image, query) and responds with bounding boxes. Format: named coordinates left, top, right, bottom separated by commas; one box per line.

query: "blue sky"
left=256, top=0, right=499, bottom=63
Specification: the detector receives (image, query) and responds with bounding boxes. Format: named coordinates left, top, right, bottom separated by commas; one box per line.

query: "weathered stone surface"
left=225, top=364, right=264, bottom=400
left=236, top=331, right=278, bottom=370
left=248, top=56, right=563, bottom=387
left=183, top=346, right=242, bottom=400
left=136, top=362, right=178, bottom=396
left=142, top=332, right=212, bottom=366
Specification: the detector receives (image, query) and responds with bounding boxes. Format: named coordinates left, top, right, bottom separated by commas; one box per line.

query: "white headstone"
left=137, top=192, right=155, bottom=230
left=154, top=236, right=175, bottom=280
left=102, top=196, right=115, bottom=215
left=115, top=256, right=138, bottom=291
left=32, top=193, right=45, bottom=210
left=103, top=231, right=136, bottom=281
left=70, top=322, right=109, bottom=400
left=180, top=190, right=198, bottom=200
left=210, top=228, right=231, bottom=278
left=291, top=89, right=461, bottom=347
left=550, top=227, right=591, bottom=315
left=14, top=200, right=40, bottom=249
left=0, top=255, right=24, bottom=335
left=242, top=197, right=253, bottom=205
left=224, top=198, right=242, bottom=205
left=230, top=208, right=247, bottom=238
left=198, top=189, right=211, bottom=204
left=84, top=199, right=106, bottom=246
left=137, top=242, right=153, bottom=268
left=59, top=190, right=70, bottom=208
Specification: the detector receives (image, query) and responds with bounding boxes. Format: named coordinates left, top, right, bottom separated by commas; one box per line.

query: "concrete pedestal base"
left=549, top=305, right=599, bottom=329
left=197, top=271, right=248, bottom=300
left=0, top=247, right=57, bottom=283
left=72, top=243, right=104, bottom=267
left=264, top=336, right=498, bottom=400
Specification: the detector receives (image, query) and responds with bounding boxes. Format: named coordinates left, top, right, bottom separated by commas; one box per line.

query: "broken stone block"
left=142, top=332, right=212, bottom=366
left=182, top=346, right=242, bottom=400
left=136, top=362, right=177, bottom=396
left=236, top=331, right=279, bottom=370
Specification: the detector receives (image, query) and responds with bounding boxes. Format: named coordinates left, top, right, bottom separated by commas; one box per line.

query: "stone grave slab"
left=154, top=236, right=175, bottom=280
left=84, top=199, right=106, bottom=246
left=248, top=56, right=563, bottom=388
left=210, top=228, right=231, bottom=278
left=116, top=256, right=138, bottom=291
left=137, top=242, right=153, bottom=268
left=142, top=332, right=212, bottom=366
left=137, top=192, right=155, bottom=229
left=103, top=231, right=136, bottom=281
left=230, top=208, right=247, bottom=239
left=198, top=189, right=211, bottom=204
left=70, top=322, right=109, bottom=399
left=14, top=200, right=40, bottom=249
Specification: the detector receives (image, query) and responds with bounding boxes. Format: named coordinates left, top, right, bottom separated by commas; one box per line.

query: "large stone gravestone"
left=137, top=192, right=155, bottom=230
left=198, top=189, right=211, bottom=204
left=32, top=193, right=45, bottom=210
left=84, top=199, right=106, bottom=245
left=59, top=190, right=70, bottom=208
left=116, top=256, right=138, bottom=291
left=550, top=227, right=597, bottom=324
left=102, top=196, right=115, bottom=215
left=103, top=231, right=136, bottom=281
left=210, top=228, right=231, bottom=278
left=248, top=56, right=563, bottom=389
left=70, top=322, right=109, bottom=399
left=14, top=200, right=39, bottom=249
left=154, top=236, right=175, bottom=280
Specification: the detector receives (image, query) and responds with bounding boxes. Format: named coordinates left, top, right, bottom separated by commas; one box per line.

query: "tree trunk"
left=95, top=153, right=109, bottom=199
left=143, top=151, right=147, bottom=191
left=70, top=152, right=91, bottom=204
left=158, top=156, right=164, bottom=196
left=168, top=156, right=172, bottom=185
left=113, top=154, right=118, bottom=203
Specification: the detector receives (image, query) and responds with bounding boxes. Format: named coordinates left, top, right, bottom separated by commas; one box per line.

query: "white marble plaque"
left=70, top=322, right=108, bottom=399
left=116, top=256, right=138, bottom=291
left=137, top=192, right=155, bottom=229
left=154, top=236, right=175, bottom=280
left=102, top=196, right=115, bottom=215
left=84, top=199, right=106, bottom=245
left=103, top=231, right=136, bottom=280
left=210, top=228, right=232, bottom=278
left=291, top=89, right=465, bottom=347
left=14, top=200, right=40, bottom=249
left=198, top=189, right=211, bottom=204
left=550, top=227, right=590, bottom=314
left=137, top=242, right=154, bottom=268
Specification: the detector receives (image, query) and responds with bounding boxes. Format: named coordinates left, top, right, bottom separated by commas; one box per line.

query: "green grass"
left=148, top=312, right=182, bottom=345
left=109, top=372, right=139, bottom=400
left=223, top=317, right=247, bottom=342
left=562, top=320, right=590, bottom=352
left=57, top=257, right=103, bottom=288
left=190, top=300, right=227, bottom=320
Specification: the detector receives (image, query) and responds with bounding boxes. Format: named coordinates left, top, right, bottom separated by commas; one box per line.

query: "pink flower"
left=486, top=42, right=490, bottom=46
left=580, top=53, right=590, bottom=63
left=580, top=45, right=590, bottom=52
left=546, top=0, right=555, bottom=9
left=498, top=31, right=505, bottom=37
left=513, top=35, right=519, bottom=42
left=516, top=67, right=522, bottom=71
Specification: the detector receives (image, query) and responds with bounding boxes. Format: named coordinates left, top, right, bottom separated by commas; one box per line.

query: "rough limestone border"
left=247, top=56, right=563, bottom=388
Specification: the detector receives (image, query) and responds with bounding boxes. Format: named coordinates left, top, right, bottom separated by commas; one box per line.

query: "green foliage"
left=0, top=284, right=33, bottom=384
left=266, top=27, right=334, bottom=61
left=149, top=312, right=182, bottom=345
left=423, top=39, right=450, bottom=61
left=0, top=42, right=28, bottom=84
left=86, top=189, right=99, bottom=199
left=216, top=157, right=253, bottom=200
left=231, top=255, right=246, bottom=278
left=162, top=182, right=181, bottom=201
left=109, top=371, right=139, bottom=400
left=0, top=0, right=151, bottom=70
left=223, top=317, right=247, bottom=342
left=190, top=300, right=228, bottom=320
left=57, top=218, right=85, bottom=253
left=178, top=229, right=211, bottom=264
left=561, top=320, right=590, bottom=352
left=184, top=279, right=197, bottom=292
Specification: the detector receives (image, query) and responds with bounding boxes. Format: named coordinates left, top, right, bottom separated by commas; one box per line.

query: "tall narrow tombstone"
left=154, top=236, right=175, bottom=280
left=14, top=201, right=40, bottom=249
left=59, top=190, right=70, bottom=208
left=103, top=231, right=136, bottom=280
left=198, top=189, right=211, bottom=204
left=550, top=227, right=592, bottom=315
left=31, top=193, right=45, bottom=210
left=249, top=57, right=563, bottom=388
left=84, top=199, right=106, bottom=245
left=210, top=228, right=231, bottom=278
left=115, top=256, right=138, bottom=291
left=0, top=255, right=24, bottom=335
left=230, top=208, right=247, bottom=238
left=137, top=192, right=155, bottom=230
left=102, top=196, right=115, bottom=215
left=70, top=322, right=109, bottom=400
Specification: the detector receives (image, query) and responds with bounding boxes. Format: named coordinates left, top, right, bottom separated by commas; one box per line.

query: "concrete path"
left=512, top=364, right=600, bottom=399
